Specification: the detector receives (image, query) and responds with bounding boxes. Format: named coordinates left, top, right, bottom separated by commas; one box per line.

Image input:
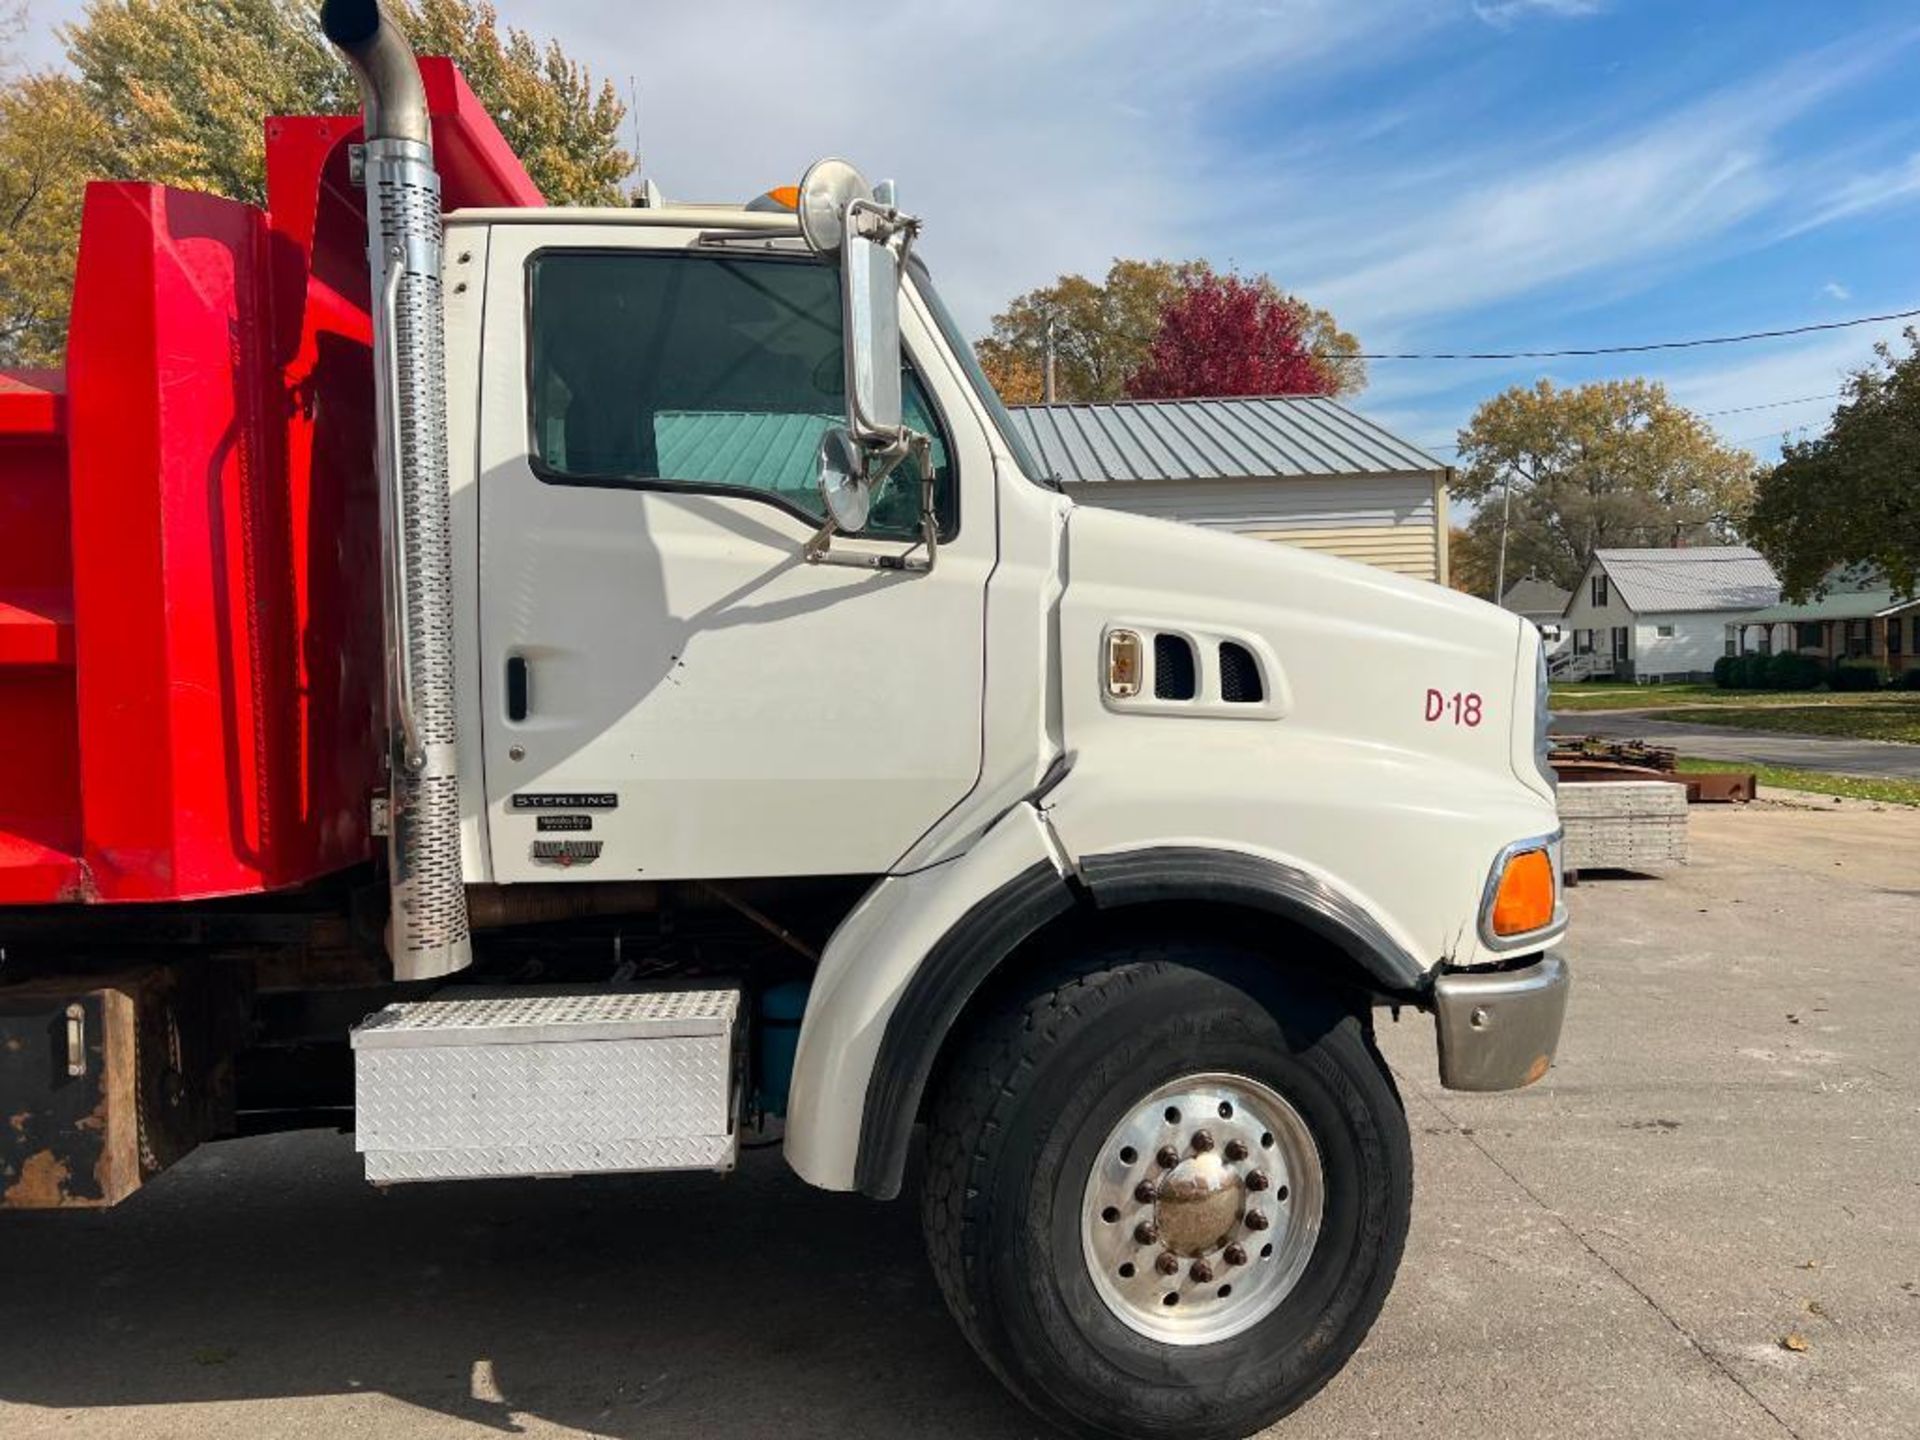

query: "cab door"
left=475, top=221, right=993, bottom=883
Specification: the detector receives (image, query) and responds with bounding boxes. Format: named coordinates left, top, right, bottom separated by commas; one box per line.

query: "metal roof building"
left=1008, top=396, right=1450, bottom=583
left=1587, top=546, right=1780, bottom=613
left=1561, top=545, right=1781, bottom=683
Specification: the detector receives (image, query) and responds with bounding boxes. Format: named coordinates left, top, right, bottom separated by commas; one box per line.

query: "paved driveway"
left=1554, top=709, right=1920, bottom=778
left=2, top=803, right=1916, bottom=1439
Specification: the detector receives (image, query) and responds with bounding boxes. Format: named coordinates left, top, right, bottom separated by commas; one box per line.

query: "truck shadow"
left=0, top=1130, right=1035, bottom=1438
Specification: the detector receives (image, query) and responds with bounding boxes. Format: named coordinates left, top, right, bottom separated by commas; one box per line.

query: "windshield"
left=909, top=257, right=1052, bottom=486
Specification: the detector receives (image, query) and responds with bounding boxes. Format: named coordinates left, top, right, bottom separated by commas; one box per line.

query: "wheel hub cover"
left=1155, top=1154, right=1244, bottom=1257
left=1080, top=1072, right=1324, bottom=1347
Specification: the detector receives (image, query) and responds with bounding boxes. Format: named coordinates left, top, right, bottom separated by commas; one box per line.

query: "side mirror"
left=795, top=158, right=936, bottom=574
left=841, top=210, right=902, bottom=438
left=796, top=158, right=909, bottom=445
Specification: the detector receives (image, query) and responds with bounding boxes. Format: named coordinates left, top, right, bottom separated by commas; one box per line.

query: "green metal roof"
left=1744, top=587, right=1918, bottom=624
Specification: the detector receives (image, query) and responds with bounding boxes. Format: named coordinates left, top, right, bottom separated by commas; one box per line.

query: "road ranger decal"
left=530, top=839, right=604, bottom=867
left=536, top=814, right=594, bottom=833
left=512, top=793, right=619, bottom=810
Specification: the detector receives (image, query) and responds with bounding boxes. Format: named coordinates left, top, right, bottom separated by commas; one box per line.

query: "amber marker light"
left=1490, top=848, right=1555, bottom=937
left=1106, top=630, right=1143, bottom=698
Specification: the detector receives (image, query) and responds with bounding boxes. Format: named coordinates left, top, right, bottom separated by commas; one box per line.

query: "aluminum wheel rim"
left=1080, top=1071, right=1324, bottom=1346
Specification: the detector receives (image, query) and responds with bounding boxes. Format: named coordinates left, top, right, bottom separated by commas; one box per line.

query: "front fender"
left=783, top=803, right=1067, bottom=1196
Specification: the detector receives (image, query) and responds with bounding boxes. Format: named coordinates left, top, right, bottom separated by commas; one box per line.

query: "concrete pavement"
left=1, top=802, right=1916, bottom=1439
left=1554, top=709, right=1920, bottom=778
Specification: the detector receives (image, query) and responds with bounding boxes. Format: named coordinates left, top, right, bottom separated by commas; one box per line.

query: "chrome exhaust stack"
left=323, top=0, right=471, bottom=979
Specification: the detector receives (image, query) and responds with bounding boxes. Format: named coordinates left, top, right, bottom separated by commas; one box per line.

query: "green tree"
left=0, top=0, right=631, bottom=363
left=0, top=74, right=109, bottom=364
left=975, top=258, right=1363, bottom=404
left=2, top=0, right=27, bottom=70
left=64, top=0, right=632, bottom=205
left=1453, top=378, right=1755, bottom=595
left=1748, top=332, right=1920, bottom=602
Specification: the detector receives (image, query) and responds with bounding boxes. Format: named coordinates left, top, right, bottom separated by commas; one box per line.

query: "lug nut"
left=1134, top=1180, right=1158, bottom=1204
left=1134, top=1221, right=1159, bottom=1245
left=1189, top=1260, right=1214, bottom=1283
left=1191, top=1129, right=1215, bottom=1153
left=1155, top=1252, right=1182, bottom=1277
left=1246, top=1170, right=1270, bottom=1192
left=1244, top=1210, right=1271, bottom=1232
left=1223, top=1243, right=1249, bottom=1267
left=1156, top=1145, right=1181, bottom=1170
left=1223, top=1138, right=1248, bottom=1162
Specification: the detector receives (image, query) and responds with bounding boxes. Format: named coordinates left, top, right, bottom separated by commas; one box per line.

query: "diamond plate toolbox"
left=351, top=989, right=740, bottom=1183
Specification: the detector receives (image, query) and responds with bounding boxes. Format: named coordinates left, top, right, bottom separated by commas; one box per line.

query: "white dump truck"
left=0, top=3, right=1566, bottom=1434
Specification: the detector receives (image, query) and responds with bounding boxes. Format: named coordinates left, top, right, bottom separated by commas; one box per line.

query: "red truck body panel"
left=0, top=59, right=540, bottom=907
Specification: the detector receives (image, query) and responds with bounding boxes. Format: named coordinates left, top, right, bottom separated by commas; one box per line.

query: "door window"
left=526, top=250, right=954, bottom=537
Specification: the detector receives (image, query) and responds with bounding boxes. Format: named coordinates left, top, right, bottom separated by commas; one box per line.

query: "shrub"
left=1765, top=652, right=1825, bottom=690
left=1736, top=653, right=1770, bottom=688
left=1713, top=655, right=1738, bottom=689
left=1830, top=662, right=1884, bottom=691
left=1897, top=668, right=1920, bottom=691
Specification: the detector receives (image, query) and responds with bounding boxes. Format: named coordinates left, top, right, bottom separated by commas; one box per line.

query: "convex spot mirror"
left=797, top=157, right=905, bottom=441
left=816, top=426, right=872, bottom=535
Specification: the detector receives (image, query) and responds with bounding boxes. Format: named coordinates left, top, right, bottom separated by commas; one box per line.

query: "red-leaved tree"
left=1126, top=272, right=1349, bottom=400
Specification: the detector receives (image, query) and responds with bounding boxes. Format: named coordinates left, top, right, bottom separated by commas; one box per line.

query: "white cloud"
left=522, top=0, right=1442, bottom=330
left=1784, top=152, right=1920, bottom=238
left=1821, top=281, right=1852, bottom=302
left=1224, top=32, right=1904, bottom=342
left=1472, top=0, right=1604, bottom=31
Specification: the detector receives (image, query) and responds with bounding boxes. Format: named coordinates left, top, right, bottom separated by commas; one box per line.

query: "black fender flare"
left=853, top=845, right=1426, bottom=1200
left=855, top=860, right=1074, bottom=1200
left=1076, top=846, right=1428, bottom=994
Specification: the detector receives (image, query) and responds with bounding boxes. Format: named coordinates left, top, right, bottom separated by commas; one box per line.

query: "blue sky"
left=13, top=0, right=1920, bottom=465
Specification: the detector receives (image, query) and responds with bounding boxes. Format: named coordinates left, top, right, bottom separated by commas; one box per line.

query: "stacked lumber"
left=1558, top=780, right=1688, bottom=871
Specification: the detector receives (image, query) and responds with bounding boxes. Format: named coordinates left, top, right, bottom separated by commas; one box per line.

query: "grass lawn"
left=1680, top=757, right=1920, bottom=807
left=1662, top=698, right=1920, bottom=744
left=1551, top=682, right=1919, bottom=715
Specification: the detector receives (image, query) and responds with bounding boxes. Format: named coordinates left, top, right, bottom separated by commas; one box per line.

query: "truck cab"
left=1, top=6, right=1567, bottom=1436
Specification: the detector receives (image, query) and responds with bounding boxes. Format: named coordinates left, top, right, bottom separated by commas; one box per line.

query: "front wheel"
left=920, top=945, right=1412, bottom=1440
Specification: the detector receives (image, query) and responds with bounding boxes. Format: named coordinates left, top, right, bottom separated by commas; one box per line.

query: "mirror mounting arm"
left=804, top=432, right=939, bottom=576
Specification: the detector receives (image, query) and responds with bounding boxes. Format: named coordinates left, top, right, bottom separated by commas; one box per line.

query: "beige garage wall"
left=1065, top=474, right=1446, bottom=583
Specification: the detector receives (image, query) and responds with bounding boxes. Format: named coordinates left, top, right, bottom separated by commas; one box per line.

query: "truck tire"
left=920, top=944, right=1411, bottom=1440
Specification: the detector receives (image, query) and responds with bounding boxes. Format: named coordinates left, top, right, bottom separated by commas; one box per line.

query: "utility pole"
left=1043, top=319, right=1057, bottom=404
left=1492, top=465, right=1515, bottom=603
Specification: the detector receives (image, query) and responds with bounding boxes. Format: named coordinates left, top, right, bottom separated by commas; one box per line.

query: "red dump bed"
left=0, top=60, right=540, bottom=906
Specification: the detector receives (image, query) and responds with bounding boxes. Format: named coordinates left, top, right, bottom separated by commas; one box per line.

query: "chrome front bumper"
left=1431, top=951, right=1568, bottom=1092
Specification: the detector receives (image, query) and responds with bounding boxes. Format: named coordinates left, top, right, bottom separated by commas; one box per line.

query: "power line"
left=1699, top=391, right=1843, bottom=418
left=1422, top=388, right=1845, bottom=452
left=1329, top=307, right=1919, bottom=362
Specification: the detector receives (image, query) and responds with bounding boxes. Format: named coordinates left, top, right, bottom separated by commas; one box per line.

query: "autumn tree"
left=976, top=345, right=1044, bottom=406
left=975, top=258, right=1361, bottom=404
left=1127, top=270, right=1352, bottom=400
left=0, top=0, right=631, bottom=363
left=1447, top=524, right=1496, bottom=599
left=1453, top=378, right=1755, bottom=594
left=2, top=0, right=26, bottom=70
left=1748, top=331, right=1920, bottom=601
left=0, top=74, right=110, bottom=364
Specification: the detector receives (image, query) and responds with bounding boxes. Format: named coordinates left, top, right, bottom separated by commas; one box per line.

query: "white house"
left=1007, top=397, right=1450, bottom=583
left=1501, top=578, right=1572, bottom=650
left=1560, top=546, right=1779, bottom=683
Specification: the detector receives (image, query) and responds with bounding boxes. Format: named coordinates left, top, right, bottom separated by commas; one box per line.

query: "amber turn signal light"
left=1490, top=848, right=1555, bottom=937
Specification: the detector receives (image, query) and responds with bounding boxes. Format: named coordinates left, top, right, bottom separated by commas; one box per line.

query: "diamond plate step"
left=351, top=987, right=741, bottom=1184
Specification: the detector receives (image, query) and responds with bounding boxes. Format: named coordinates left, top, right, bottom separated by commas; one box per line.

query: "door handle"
left=506, top=655, right=529, bottom=721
